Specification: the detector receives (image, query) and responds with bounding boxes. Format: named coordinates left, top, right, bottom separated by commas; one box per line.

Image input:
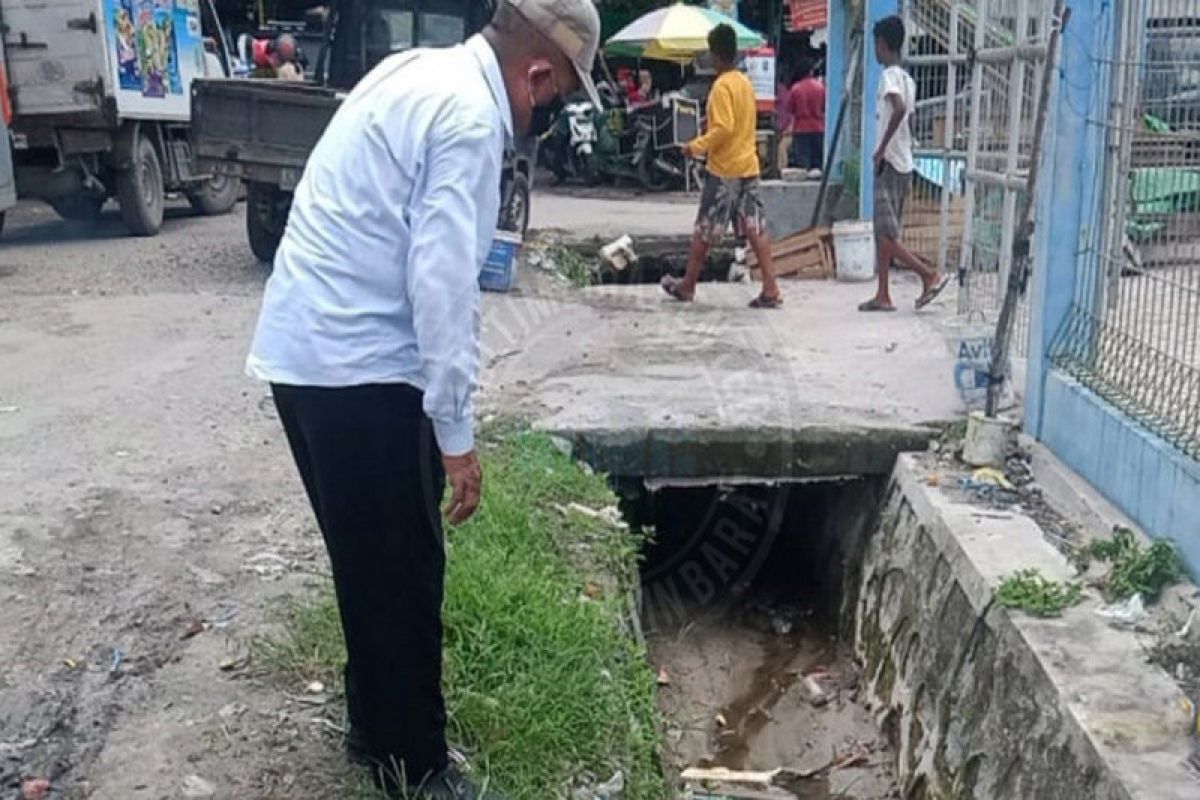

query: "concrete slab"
left=480, top=278, right=961, bottom=478
left=758, top=180, right=821, bottom=239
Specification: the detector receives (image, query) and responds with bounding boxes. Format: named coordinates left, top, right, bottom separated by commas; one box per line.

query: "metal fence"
left=1049, top=0, right=1200, bottom=459
left=901, top=0, right=1054, bottom=365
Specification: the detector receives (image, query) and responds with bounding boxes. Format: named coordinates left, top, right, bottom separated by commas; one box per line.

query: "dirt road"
left=0, top=202, right=359, bottom=798
left=0, top=188, right=705, bottom=799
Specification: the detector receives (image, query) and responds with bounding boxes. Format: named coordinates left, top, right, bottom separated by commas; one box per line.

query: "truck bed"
left=191, top=79, right=341, bottom=188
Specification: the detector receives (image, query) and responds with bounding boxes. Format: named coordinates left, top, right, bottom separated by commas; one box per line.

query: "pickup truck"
left=191, top=0, right=534, bottom=263
left=1, top=0, right=238, bottom=235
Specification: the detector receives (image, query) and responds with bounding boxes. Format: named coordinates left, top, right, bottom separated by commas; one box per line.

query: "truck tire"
left=50, top=195, right=104, bottom=222
left=187, top=172, right=240, bottom=216
left=116, top=134, right=165, bottom=236
left=246, top=182, right=288, bottom=263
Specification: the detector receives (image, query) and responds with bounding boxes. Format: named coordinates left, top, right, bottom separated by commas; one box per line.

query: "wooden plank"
left=746, top=226, right=834, bottom=268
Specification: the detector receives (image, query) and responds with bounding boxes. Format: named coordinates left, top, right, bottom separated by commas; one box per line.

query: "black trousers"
left=272, top=383, right=448, bottom=781
left=791, top=132, right=825, bottom=170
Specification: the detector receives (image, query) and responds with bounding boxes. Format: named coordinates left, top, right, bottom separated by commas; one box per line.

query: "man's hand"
left=442, top=450, right=482, bottom=525
left=682, top=140, right=696, bottom=158
left=873, top=149, right=884, bottom=175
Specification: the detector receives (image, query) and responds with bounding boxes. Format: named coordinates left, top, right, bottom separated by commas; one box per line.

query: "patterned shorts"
left=873, top=162, right=911, bottom=240
left=695, top=173, right=766, bottom=244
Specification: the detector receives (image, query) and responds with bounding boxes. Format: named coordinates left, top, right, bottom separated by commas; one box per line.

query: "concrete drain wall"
left=586, top=441, right=1198, bottom=799
left=856, top=457, right=1196, bottom=800
left=617, top=477, right=899, bottom=797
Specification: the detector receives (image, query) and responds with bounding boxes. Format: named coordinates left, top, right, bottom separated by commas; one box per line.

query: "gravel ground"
left=0, top=188, right=703, bottom=799
left=0, top=199, right=361, bottom=799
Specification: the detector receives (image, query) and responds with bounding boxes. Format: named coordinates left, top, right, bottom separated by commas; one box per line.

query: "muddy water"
left=648, top=605, right=898, bottom=799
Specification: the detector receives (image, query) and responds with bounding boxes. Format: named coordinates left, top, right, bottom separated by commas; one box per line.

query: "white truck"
left=0, top=0, right=237, bottom=235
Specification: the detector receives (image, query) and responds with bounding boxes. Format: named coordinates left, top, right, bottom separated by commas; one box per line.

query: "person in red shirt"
left=788, top=58, right=826, bottom=171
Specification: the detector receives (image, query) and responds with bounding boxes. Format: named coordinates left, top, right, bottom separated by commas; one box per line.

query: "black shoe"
left=343, top=726, right=376, bottom=768
left=409, top=766, right=505, bottom=800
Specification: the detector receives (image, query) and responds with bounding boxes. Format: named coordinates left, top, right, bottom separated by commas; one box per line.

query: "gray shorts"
left=873, top=162, right=911, bottom=240
left=695, top=173, right=766, bottom=244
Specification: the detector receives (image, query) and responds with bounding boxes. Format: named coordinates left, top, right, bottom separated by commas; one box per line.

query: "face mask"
left=528, top=95, right=564, bottom=138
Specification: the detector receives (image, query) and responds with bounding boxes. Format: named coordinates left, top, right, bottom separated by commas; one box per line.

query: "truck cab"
left=192, top=0, right=534, bottom=263
left=0, top=0, right=238, bottom=235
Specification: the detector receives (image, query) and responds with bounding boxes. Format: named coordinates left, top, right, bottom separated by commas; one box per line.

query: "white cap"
left=504, top=0, right=602, bottom=108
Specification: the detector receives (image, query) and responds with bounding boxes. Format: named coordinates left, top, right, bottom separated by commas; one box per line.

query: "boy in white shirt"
left=859, top=15, right=949, bottom=312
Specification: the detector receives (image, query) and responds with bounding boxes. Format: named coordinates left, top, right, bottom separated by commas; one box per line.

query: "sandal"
left=661, top=275, right=693, bottom=302
left=858, top=298, right=896, bottom=312
left=748, top=294, right=782, bottom=309
left=916, top=276, right=951, bottom=310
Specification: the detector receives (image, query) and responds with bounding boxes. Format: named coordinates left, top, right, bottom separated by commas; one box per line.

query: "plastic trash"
left=1096, top=593, right=1146, bottom=627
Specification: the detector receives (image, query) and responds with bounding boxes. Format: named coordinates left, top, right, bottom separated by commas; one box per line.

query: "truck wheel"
left=50, top=195, right=104, bottom=222
left=116, top=134, right=165, bottom=236
left=499, top=173, right=530, bottom=235
left=187, top=173, right=240, bottom=216
left=246, top=182, right=288, bottom=263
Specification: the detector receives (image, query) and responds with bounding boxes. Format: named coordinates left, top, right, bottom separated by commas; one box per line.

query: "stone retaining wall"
left=853, top=455, right=1196, bottom=799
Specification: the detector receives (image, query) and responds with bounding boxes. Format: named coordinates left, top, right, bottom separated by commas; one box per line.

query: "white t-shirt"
left=875, top=65, right=916, bottom=174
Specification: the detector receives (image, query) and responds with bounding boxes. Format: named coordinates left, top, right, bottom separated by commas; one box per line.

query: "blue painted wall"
left=825, top=0, right=848, bottom=178
left=860, top=0, right=899, bottom=219
left=1026, top=0, right=1113, bottom=437
left=1027, top=0, right=1200, bottom=572
left=1041, top=374, right=1200, bottom=571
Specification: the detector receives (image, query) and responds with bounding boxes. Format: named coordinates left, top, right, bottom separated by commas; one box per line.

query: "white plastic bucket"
left=962, top=411, right=1016, bottom=467
left=832, top=220, right=875, bottom=282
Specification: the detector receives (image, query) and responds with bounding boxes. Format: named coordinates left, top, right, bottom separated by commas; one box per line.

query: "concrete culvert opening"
left=613, top=476, right=900, bottom=799
left=564, top=235, right=741, bottom=285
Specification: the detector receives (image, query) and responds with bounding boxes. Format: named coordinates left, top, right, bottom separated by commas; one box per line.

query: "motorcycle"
left=540, top=97, right=601, bottom=186
left=598, top=96, right=704, bottom=191
left=592, top=107, right=656, bottom=189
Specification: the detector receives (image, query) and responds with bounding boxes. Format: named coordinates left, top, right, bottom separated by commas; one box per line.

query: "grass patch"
left=1091, top=526, right=1184, bottom=602
left=548, top=246, right=595, bottom=288
left=257, top=429, right=662, bottom=798
left=995, top=569, right=1083, bottom=617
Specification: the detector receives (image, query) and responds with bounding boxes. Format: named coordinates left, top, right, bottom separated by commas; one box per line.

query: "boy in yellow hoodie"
left=662, top=24, right=781, bottom=308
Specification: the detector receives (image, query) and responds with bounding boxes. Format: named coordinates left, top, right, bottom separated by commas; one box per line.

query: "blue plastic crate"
left=479, top=231, right=522, bottom=292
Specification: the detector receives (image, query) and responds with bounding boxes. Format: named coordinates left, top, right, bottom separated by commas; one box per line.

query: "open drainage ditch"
left=612, top=476, right=899, bottom=799
left=563, top=236, right=739, bottom=285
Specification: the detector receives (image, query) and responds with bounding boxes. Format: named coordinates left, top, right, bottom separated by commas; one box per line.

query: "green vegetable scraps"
left=1090, top=526, right=1183, bottom=602
left=996, top=569, right=1083, bottom=618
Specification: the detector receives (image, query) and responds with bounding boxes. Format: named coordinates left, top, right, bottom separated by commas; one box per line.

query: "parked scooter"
left=598, top=95, right=703, bottom=191
left=541, top=95, right=601, bottom=186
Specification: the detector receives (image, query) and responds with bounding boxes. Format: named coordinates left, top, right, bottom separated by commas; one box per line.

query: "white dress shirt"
left=246, top=35, right=512, bottom=457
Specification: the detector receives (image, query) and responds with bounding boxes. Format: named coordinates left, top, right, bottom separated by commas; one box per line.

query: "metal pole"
left=985, top=2, right=1070, bottom=416
left=811, top=32, right=863, bottom=229
left=1097, top=0, right=1134, bottom=317
left=937, top=1, right=959, bottom=274
left=956, top=0, right=989, bottom=314
left=996, top=0, right=1030, bottom=302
